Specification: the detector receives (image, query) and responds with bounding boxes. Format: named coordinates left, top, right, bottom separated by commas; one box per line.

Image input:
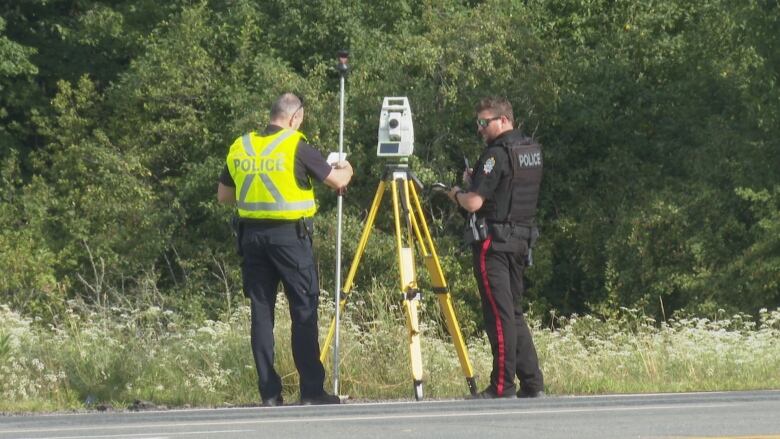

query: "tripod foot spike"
left=413, top=380, right=424, bottom=401
left=466, top=377, right=478, bottom=396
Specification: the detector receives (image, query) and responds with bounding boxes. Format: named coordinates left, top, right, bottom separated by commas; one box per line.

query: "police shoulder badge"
left=482, top=157, right=496, bottom=174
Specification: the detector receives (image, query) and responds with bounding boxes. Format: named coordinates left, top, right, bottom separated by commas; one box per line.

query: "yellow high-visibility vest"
left=226, top=129, right=317, bottom=220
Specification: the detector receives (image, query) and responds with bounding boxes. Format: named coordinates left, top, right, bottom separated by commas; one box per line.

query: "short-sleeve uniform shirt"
left=468, top=132, right=513, bottom=220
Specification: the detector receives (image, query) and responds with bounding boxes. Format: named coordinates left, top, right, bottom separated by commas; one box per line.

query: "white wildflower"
left=31, top=358, right=44, bottom=372
left=197, top=326, right=217, bottom=337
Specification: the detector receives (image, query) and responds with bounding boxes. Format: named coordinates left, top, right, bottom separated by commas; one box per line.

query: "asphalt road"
left=1, top=391, right=779, bottom=439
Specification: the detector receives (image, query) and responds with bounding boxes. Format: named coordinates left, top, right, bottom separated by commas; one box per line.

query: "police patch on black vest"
left=482, top=157, right=496, bottom=174
left=517, top=151, right=541, bottom=167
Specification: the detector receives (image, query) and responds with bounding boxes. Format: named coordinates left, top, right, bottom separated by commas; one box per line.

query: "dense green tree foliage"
left=1, top=0, right=778, bottom=323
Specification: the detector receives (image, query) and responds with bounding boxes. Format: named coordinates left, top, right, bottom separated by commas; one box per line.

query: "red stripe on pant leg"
left=479, top=237, right=505, bottom=395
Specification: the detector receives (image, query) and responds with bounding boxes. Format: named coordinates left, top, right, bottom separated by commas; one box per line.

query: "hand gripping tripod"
left=321, top=163, right=478, bottom=400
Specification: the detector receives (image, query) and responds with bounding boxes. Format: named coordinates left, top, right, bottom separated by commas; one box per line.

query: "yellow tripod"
left=320, top=164, right=478, bottom=400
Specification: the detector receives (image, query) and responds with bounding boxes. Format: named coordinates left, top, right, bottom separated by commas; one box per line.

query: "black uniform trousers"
left=240, top=221, right=326, bottom=401
left=471, top=236, right=544, bottom=396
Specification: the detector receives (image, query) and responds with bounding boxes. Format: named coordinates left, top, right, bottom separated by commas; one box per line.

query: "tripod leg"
left=391, top=178, right=424, bottom=399
left=320, top=181, right=386, bottom=363
left=404, top=298, right=424, bottom=401
left=408, top=181, right=478, bottom=395
left=435, top=294, right=478, bottom=395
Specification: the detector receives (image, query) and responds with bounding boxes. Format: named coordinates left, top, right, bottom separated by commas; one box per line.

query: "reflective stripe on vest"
left=227, top=129, right=316, bottom=219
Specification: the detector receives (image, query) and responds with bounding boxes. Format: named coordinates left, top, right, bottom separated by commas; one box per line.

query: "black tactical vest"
left=491, top=131, right=543, bottom=226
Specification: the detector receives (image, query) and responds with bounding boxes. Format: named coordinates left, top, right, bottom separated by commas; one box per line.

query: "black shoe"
left=467, top=387, right=517, bottom=400
left=300, top=392, right=341, bottom=405
left=261, top=395, right=283, bottom=407
left=517, top=389, right=546, bottom=398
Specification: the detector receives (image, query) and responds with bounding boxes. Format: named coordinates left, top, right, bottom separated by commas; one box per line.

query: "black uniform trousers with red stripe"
left=240, top=221, right=326, bottom=401
left=471, top=237, right=544, bottom=396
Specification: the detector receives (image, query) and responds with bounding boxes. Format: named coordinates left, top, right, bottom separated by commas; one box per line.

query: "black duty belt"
left=239, top=218, right=297, bottom=227
left=485, top=221, right=533, bottom=240
left=239, top=217, right=314, bottom=241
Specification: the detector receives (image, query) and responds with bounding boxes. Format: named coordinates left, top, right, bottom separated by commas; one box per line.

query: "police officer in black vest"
left=448, top=96, right=545, bottom=399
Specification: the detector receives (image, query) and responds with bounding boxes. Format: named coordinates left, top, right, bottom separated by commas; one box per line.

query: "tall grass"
left=1, top=300, right=779, bottom=412
left=538, top=308, right=780, bottom=393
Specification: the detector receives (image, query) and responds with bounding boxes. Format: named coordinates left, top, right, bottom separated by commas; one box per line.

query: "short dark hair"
left=476, top=97, right=514, bottom=125
left=270, top=92, right=303, bottom=120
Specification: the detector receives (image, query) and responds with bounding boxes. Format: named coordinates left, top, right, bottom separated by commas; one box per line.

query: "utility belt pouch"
left=529, top=226, right=540, bottom=248
left=463, top=215, right=488, bottom=244
left=526, top=226, right=540, bottom=266
left=489, top=223, right=511, bottom=243
left=476, top=217, right=488, bottom=241
left=297, top=217, right=314, bottom=240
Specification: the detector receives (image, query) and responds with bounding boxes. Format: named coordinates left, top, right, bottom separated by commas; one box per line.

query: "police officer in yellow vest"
left=217, top=93, right=353, bottom=406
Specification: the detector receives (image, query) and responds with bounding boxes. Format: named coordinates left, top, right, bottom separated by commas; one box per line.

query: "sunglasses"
left=476, top=116, right=502, bottom=128
left=289, top=95, right=305, bottom=126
